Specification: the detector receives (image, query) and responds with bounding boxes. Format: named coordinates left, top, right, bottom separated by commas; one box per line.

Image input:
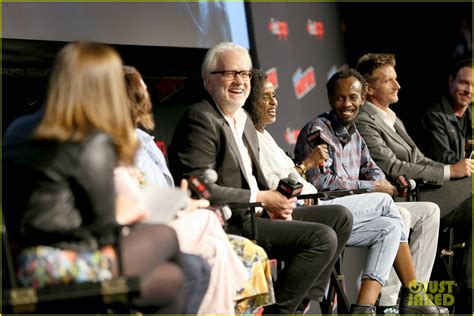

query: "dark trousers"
left=259, top=205, right=353, bottom=314
left=420, top=176, right=472, bottom=289
left=180, top=253, right=211, bottom=314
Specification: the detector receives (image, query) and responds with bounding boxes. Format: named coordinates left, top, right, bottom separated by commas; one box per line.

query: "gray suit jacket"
left=168, top=96, right=269, bottom=205
left=355, top=102, right=445, bottom=185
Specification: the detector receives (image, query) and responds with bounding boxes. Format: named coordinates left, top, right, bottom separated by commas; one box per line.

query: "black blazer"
left=168, top=96, right=269, bottom=206
left=420, top=96, right=472, bottom=164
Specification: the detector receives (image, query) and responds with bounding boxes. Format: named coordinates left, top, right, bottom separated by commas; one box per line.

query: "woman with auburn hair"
left=4, top=42, right=187, bottom=313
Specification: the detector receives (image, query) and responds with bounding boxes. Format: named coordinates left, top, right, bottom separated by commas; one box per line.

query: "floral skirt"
left=228, top=234, right=276, bottom=314
left=17, top=245, right=116, bottom=289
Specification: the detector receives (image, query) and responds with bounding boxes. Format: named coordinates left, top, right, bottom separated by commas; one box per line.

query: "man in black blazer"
left=168, top=42, right=353, bottom=314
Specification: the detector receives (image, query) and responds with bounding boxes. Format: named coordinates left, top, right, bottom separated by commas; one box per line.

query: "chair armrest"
left=227, top=202, right=263, bottom=242
left=298, top=188, right=368, bottom=201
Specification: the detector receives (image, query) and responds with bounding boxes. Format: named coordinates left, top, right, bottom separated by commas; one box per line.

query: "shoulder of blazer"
left=358, top=103, right=379, bottom=120
left=184, top=99, right=229, bottom=128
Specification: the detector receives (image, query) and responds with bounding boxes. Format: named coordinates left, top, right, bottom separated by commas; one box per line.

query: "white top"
left=257, top=129, right=317, bottom=195
left=372, top=105, right=397, bottom=132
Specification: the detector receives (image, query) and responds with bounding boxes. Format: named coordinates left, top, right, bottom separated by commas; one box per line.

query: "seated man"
left=287, top=69, right=441, bottom=315
left=168, top=41, right=353, bottom=314
left=418, top=58, right=472, bottom=164
left=355, top=53, right=472, bottom=312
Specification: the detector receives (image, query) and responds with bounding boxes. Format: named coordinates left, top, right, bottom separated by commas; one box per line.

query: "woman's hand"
left=180, top=179, right=210, bottom=212
left=115, top=195, right=150, bottom=225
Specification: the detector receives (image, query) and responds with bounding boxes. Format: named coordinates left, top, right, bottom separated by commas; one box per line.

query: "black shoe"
left=350, top=304, right=376, bottom=315
left=376, top=305, right=399, bottom=315
left=295, top=298, right=310, bottom=314
left=399, top=283, right=450, bottom=315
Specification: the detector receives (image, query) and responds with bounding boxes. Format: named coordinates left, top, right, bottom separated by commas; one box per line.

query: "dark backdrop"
left=339, top=2, right=472, bottom=143
left=3, top=2, right=471, bottom=157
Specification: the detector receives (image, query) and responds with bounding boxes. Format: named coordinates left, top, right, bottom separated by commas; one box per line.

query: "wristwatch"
left=295, top=162, right=307, bottom=180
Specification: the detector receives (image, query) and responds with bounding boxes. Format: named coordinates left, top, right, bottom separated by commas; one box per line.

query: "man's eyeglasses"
left=210, top=70, right=253, bottom=80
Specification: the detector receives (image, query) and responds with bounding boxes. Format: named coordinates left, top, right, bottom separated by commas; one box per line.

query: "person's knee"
left=424, top=202, right=441, bottom=226
left=330, top=205, right=354, bottom=232
left=311, top=226, right=338, bottom=256
left=141, top=262, right=186, bottom=305
left=379, top=217, right=403, bottom=243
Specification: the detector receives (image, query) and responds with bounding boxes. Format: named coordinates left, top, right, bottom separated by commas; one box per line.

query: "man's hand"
left=304, top=144, right=329, bottom=169
left=256, top=190, right=296, bottom=220
left=374, top=179, right=397, bottom=196
left=450, top=158, right=472, bottom=179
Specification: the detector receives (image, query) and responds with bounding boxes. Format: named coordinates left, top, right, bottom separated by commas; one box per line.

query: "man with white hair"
left=168, top=42, right=353, bottom=314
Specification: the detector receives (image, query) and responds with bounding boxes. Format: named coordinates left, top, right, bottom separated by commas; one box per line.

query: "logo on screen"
left=292, top=67, right=317, bottom=100
left=284, top=127, right=301, bottom=145
left=266, top=67, right=279, bottom=89
left=155, top=140, right=166, bottom=156
left=306, top=19, right=324, bottom=39
left=268, top=18, right=289, bottom=40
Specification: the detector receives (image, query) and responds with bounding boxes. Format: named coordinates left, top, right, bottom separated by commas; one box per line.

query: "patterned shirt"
left=294, top=110, right=385, bottom=191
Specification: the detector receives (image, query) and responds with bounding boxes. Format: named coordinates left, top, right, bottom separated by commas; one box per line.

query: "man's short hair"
left=201, top=42, right=252, bottom=79
left=356, top=53, right=396, bottom=83
left=449, top=58, right=473, bottom=78
left=326, top=68, right=367, bottom=98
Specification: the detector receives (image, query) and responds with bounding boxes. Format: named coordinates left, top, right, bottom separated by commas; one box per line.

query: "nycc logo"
left=306, top=19, right=324, bottom=39
left=155, top=140, right=166, bottom=156
left=292, top=67, right=317, bottom=100
left=266, top=67, right=279, bottom=89
left=284, top=127, right=301, bottom=145
left=268, top=18, right=289, bottom=40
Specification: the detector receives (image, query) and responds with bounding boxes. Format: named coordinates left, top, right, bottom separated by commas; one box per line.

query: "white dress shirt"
left=216, top=106, right=259, bottom=202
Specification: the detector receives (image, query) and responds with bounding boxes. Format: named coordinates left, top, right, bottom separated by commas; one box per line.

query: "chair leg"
left=319, top=257, right=350, bottom=314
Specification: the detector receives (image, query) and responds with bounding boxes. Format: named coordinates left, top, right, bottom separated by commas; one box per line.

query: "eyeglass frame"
left=209, top=70, right=253, bottom=80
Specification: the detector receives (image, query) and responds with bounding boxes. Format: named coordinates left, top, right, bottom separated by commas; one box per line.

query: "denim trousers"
left=379, top=201, right=440, bottom=306
left=321, top=192, right=406, bottom=285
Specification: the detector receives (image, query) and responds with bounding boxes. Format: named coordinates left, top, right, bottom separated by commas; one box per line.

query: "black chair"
left=297, top=189, right=368, bottom=314
left=1, top=217, right=141, bottom=314
left=227, top=189, right=369, bottom=314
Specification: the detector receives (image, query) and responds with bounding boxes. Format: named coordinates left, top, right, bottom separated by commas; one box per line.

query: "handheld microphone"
left=188, top=169, right=218, bottom=200
left=395, top=175, right=416, bottom=201
left=277, top=172, right=304, bottom=199
left=307, top=126, right=327, bottom=173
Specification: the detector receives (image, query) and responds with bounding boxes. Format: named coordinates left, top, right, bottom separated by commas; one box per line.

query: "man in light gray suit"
left=355, top=53, right=472, bottom=313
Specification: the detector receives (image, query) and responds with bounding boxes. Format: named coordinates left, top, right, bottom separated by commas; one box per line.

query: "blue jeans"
left=379, top=202, right=440, bottom=306
left=321, top=192, right=406, bottom=285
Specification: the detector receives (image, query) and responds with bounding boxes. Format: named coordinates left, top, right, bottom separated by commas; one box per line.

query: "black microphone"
left=188, top=169, right=218, bottom=200
left=277, top=172, right=304, bottom=199
left=395, top=175, right=416, bottom=201
left=307, top=126, right=328, bottom=173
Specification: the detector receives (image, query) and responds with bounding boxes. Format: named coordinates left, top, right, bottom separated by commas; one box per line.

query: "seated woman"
left=122, top=65, right=275, bottom=315
left=243, top=69, right=446, bottom=315
left=3, top=42, right=187, bottom=313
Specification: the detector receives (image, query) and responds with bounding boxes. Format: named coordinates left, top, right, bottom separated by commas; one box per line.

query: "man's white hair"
left=201, top=42, right=252, bottom=79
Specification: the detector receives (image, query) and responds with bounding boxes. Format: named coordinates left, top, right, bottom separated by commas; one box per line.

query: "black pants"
left=258, top=205, right=353, bottom=314
left=420, top=176, right=472, bottom=289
